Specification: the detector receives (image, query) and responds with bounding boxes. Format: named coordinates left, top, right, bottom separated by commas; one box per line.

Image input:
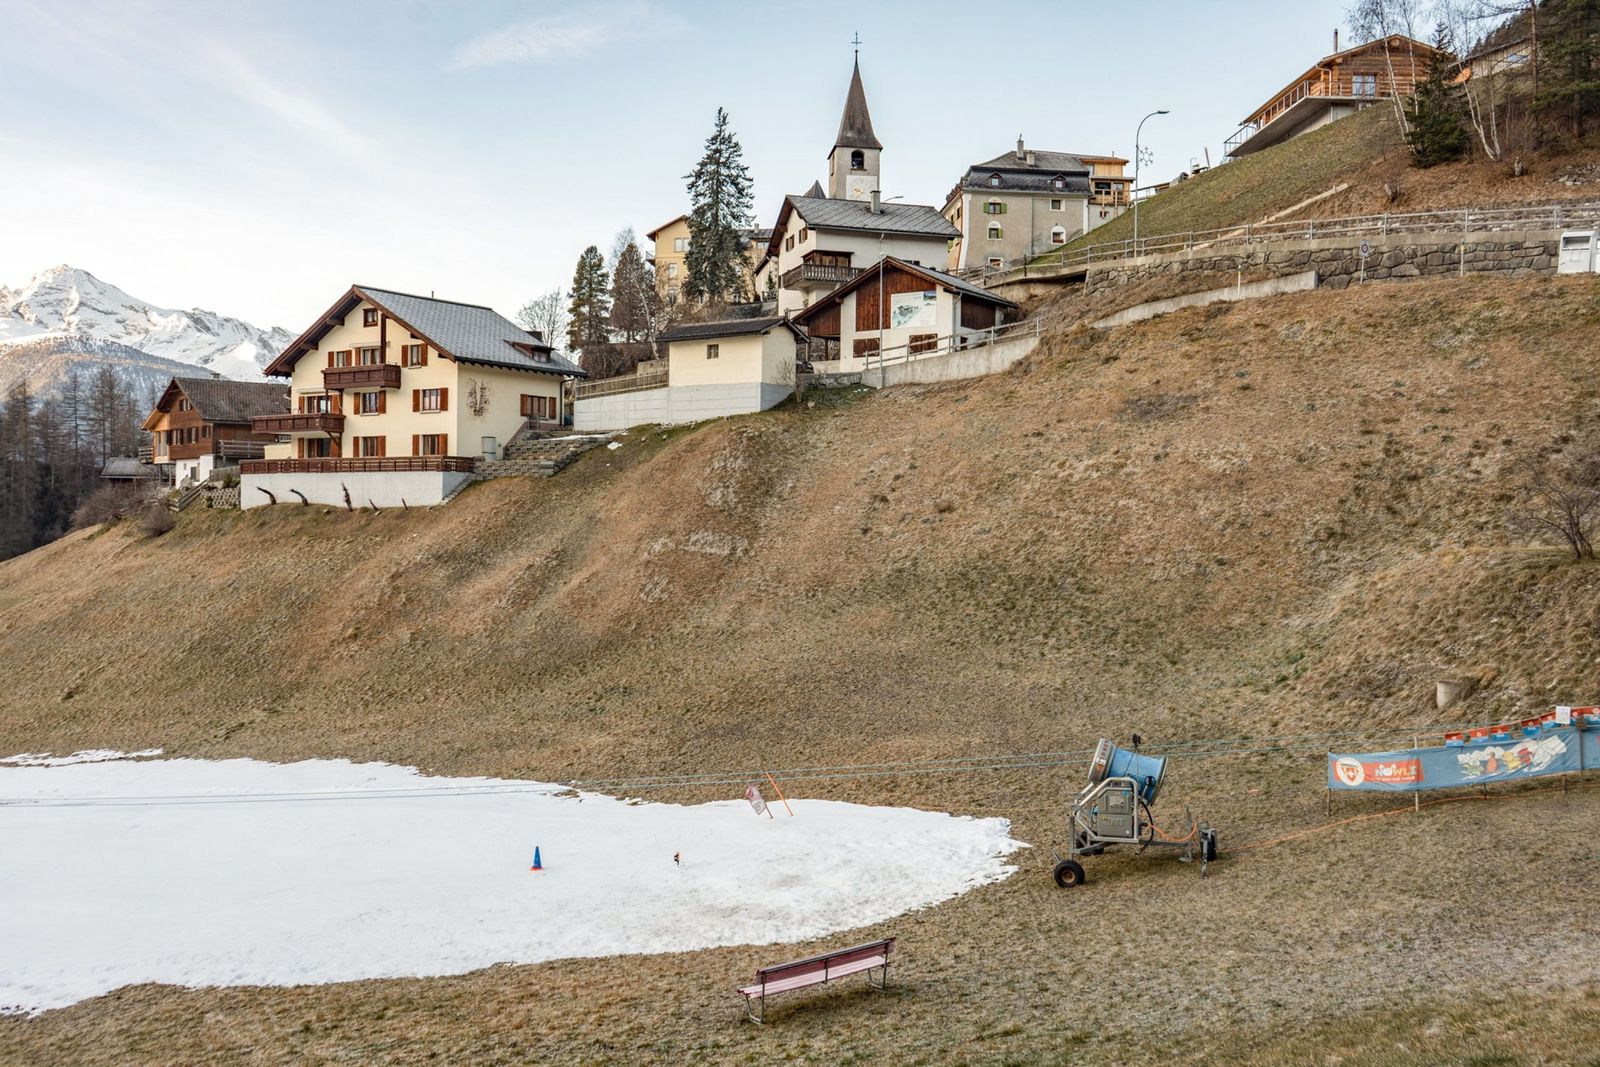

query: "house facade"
left=1225, top=34, right=1443, bottom=157
left=142, top=377, right=289, bottom=487
left=242, top=285, right=584, bottom=509
left=943, top=140, right=1131, bottom=270
left=757, top=58, right=959, bottom=315
left=791, top=256, right=1018, bottom=371
left=573, top=316, right=806, bottom=431
left=645, top=215, right=774, bottom=305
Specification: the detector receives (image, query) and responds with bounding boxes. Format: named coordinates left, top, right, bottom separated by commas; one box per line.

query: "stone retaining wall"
left=1085, top=229, right=1561, bottom=297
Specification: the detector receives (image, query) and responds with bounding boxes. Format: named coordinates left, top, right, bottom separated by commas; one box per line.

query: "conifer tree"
left=609, top=240, right=658, bottom=344
left=684, top=108, right=755, bottom=305
left=1407, top=22, right=1471, bottom=165
left=566, top=245, right=613, bottom=373
left=1536, top=0, right=1600, bottom=139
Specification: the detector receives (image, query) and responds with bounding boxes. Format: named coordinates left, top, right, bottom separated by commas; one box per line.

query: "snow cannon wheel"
left=1201, top=828, right=1219, bottom=863
left=1052, top=859, right=1086, bottom=888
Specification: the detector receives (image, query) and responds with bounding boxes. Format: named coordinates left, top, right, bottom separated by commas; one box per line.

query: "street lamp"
left=1132, top=109, right=1170, bottom=255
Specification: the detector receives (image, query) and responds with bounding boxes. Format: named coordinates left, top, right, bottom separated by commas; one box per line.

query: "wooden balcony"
left=251, top=412, right=345, bottom=435
left=240, top=456, right=477, bottom=475
left=323, top=363, right=401, bottom=390
left=780, top=262, right=862, bottom=291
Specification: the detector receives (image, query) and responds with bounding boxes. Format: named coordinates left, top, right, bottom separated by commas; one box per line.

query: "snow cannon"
left=1087, top=738, right=1167, bottom=806
left=1051, top=737, right=1217, bottom=889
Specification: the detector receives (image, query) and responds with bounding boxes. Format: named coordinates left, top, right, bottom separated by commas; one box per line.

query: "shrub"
left=70, top=484, right=143, bottom=530
left=137, top=502, right=176, bottom=539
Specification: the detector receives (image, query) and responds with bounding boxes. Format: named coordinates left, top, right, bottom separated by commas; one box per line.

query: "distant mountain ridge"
left=0, top=265, right=293, bottom=397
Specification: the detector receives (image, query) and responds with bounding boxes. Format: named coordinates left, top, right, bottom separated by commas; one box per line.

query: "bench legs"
left=742, top=963, right=890, bottom=1024
left=745, top=994, right=765, bottom=1025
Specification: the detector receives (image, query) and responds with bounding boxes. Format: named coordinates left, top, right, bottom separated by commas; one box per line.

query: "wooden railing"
left=780, top=262, right=863, bottom=290
left=1226, top=71, right=1414, bottom=155
left=573, top=363, right=669, bottom=400
left=252, top=412, right=345, bottom=435
left=323, top=363, right=401, bottom=390
left=240, top=457, right=477, bottom=475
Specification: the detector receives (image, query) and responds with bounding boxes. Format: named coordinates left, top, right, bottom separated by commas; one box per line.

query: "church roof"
left=834, top=58, right=882, bottom=150
left=804, top=179, right=825, bottom=198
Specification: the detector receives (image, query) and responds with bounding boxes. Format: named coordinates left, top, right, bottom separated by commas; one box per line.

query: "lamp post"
left=1132, top=109, right=1169, bottom=255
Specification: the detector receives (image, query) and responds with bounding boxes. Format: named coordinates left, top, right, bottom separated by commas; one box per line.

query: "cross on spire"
left=851, top=32, right=861, bottom=57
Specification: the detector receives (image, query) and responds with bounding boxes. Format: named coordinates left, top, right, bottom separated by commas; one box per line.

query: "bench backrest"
left=754, top=938, right=895, bottom=984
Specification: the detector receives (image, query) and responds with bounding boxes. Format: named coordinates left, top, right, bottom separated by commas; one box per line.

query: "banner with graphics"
left=1328, top=723, right=1594, bottom=792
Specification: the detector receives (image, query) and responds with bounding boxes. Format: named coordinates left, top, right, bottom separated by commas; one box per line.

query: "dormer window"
left=850, top=149, right=864, bottom=170
left=988, top=173, right=1002, bottom=187
left=1051, top=175, right=1067, bottom=190
left=363, top=308, right=378, bottom=326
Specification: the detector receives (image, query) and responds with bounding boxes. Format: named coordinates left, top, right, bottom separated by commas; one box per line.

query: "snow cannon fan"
left=1051, top=738, right=1218, bottom=889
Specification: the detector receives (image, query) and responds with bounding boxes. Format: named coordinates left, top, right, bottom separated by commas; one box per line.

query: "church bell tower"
left=826, top=56, right=882, bottom=201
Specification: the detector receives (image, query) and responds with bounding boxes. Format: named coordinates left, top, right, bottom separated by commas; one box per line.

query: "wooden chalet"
left=142, top=377, right=289, bottom=485
left=1225, top=34, right=1444, bottom=158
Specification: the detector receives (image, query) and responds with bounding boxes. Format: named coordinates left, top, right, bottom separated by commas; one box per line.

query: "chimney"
left=869, top=188, right=881, bottom=214
left=1026, top=150, right=1036, bottom=166
left=1015, top=135, right=1025, bottom=161
left=1334, top=28, right=1340, bottom=52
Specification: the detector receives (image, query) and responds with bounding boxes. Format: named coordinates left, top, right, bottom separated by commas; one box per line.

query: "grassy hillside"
left=4, top=274, right=1600, bottom=1063
left=1067, top=105, right=1600, bottom=253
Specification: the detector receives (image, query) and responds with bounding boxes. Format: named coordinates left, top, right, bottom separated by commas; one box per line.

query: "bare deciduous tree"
left=1511, top=452, right=1600, bottom=560
left=516, top=288, right=571, bottom=350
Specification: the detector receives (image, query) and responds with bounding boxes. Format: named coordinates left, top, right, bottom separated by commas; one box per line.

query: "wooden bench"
left=737, top=938, right=895, bottom=1023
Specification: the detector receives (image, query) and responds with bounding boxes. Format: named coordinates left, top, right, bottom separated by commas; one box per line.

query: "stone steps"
left=475, top=437, right=605, bottom=481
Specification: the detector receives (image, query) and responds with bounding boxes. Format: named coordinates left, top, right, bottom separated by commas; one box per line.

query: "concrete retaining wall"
left=573, top=382, right=790, bottom=432
left=867, top=333, right=1041, bottom=389
left=1092, top=271, right=1320, bottom=329
left=241, top=471, right=472, bottom=510
left=1085, top=229, right=1562, bottom=298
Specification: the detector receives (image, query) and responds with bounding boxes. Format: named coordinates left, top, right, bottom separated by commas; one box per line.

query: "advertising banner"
left=1328, top=723, right=1591, bottom=792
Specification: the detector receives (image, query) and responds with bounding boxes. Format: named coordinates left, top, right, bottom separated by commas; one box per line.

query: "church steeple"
left=827, top=55, right=882, bottom=201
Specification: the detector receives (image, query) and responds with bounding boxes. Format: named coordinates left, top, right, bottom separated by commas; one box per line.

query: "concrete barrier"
left=866, top=332, right=1041, bottom=389
left=1092, top=271, right=1320, bottom=329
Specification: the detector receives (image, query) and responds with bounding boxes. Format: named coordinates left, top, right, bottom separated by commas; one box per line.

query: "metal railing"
left=833, top=315, right=1048, bottom=376
left=240, top=456, right=477, bottom=475
left=962, top=201, right=1600, bottom=286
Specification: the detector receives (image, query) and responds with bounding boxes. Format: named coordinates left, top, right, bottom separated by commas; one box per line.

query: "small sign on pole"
left=745, top=783, right=771, bottom=818
left=1556, top=705, right=1573, bottom=725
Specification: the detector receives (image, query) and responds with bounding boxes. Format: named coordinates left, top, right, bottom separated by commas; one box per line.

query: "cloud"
left=449, top=3, right=681, bottom=69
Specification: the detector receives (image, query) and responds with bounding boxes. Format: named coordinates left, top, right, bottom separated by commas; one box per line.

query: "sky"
left=0, top=0, right=1362, bottom=330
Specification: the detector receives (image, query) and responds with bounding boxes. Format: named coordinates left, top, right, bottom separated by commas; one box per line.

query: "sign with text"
left=1329, top=725, right=1593, bottom=792
left=889, top=290, right=937, bottom=329
left=745, top=783, right=768, bottom=817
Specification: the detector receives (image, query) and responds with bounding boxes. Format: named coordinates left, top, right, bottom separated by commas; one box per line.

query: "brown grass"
left=4, top=274, right=1600, bottom=1063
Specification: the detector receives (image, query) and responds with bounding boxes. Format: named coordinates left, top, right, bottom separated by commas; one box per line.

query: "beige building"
left=943, top=140, right=1131, bottom=270
left=645, top=215, right=774, bottom=305
left=242, top=285, right=585, bottom=508
left=573, top=316, right=806, bottom=431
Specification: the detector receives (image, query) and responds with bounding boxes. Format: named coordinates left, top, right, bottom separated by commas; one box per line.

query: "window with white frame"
left=1050, top=226, right=1067, bottom=245
left=673, top=237, right=689, bottom=252
left=1050, top=198, right=1063, bottom=211
left=987, top=256, right=1004, bottom=268
left=984, top=200, right=1004, bottom=215
left=987, top=223, right=1002, bottom=240
left=987, top=173, right=1001, bottom=187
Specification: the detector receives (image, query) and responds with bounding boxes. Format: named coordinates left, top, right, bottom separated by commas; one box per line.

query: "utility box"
left=1558, top=231, right=1597, bottom=274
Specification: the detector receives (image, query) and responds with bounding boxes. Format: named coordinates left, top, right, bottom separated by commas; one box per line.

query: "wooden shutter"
left=377, top=390, right=386, bottom=414
left=412, top=389, right=420, bottom=412
left=412, top=434, right=420, bottom=457
left=439, top=433, right=448, bottom=456
left=438, top=387, right=448, bottom=412
left=378, top=436, right=386, bottom=458
left=326, top=351, right=334, bottom=368
left=419, top=344, right=428, bottom=367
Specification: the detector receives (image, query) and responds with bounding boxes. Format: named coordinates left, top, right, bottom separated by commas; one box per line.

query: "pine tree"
left=0, top=380, right=39, bottom=559
left=683, top=108, right=755, bottom=305
left=1535, top=0, right=1600, bottom=139
left=567, top=245, right=613, bottom=375
left=1407, top=22, right=1471, bottom=165
left=609, top=240, right=658, bottom=344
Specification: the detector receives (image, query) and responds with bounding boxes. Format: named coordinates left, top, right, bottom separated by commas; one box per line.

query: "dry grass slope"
left=4, top=274, right=1600, bottom=1063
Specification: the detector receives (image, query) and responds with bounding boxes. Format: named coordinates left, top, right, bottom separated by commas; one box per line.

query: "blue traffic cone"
left=530, top=846, right=543, bottom=872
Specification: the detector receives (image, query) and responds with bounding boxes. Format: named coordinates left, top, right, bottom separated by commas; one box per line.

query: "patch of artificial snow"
left=607, top=441, right=622, bottom=450
left=0, top=758, right=1023, bottom=1014
left=1, top=748, right=163, bottom=767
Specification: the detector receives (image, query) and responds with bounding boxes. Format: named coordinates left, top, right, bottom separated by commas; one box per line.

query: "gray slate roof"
left=835, top=59, right=882, bottom=150
left=358, top=286, right=587, bottom=378
left=973, top=149, right=1091, bottom=173
left=100, top=457, right=164, bottom=480
left=172, top=377, right=289, bottom=423
left=657, top=317, right=807, bottom=343
left=961, top=148, right=1101, bottom=195
left=788, top=195, right=959, bottom=239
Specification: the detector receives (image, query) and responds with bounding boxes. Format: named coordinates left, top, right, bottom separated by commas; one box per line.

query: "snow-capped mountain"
left=0, top=265, right=293, bottom=395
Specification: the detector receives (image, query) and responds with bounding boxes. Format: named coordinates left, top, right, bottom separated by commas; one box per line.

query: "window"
left=414, top=433, right=446, bottom=457
left=1353, top=73, right=1378, bottom=96
left=850, top=149, right=864, bottom=170
left=987, top=223, right=1003, bottom=240
left=909, top=334, right=938, bottom=355
left=415, top=388, right=446, bottom=412
left=404, top=343, right=426, bottom=367
left=326, top=349, right=353, bottom=368
left=521, top=394, right=556, bottom=419
left=300, top=393, right=332, bottom=414
left=988, top=257, right=1004, bottom=268
left=673, top=237, right=689, bottom=252
left=357, top=346, right=382, bottom=365
left=355, top=436, right=385, bottom=458
left=706, top=343, right=720, bottom=359
left=799, top=227, right=809, bottom=242
left=988, top=173, right=1002, bottom=187
left=202, top=424, right=211, bottom=438
left=785, top=235, right=795, bottom=252
left=1050, top=198, right=1063, bottom=211
left=358, top=390, right=384, bottom=414
left=1050, top=227, right=1067, bottom=245
left=852, top=338, right=880, bottom=359
left=177, top=398, right=191, bottom=412
left=299, top=437, right=332, bottom=459
left=984, top=200, right=1005, bottom=215
left=363, top=308, right=379, bottom=326
left=667, top=262, right=678, bottom=279
left=1051, top=175, right=1066, bottom=190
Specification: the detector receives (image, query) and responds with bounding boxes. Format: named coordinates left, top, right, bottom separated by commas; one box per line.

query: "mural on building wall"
left=466, top=378, right=491, bottom=418
left=889, top=291, right=937, bottom=329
